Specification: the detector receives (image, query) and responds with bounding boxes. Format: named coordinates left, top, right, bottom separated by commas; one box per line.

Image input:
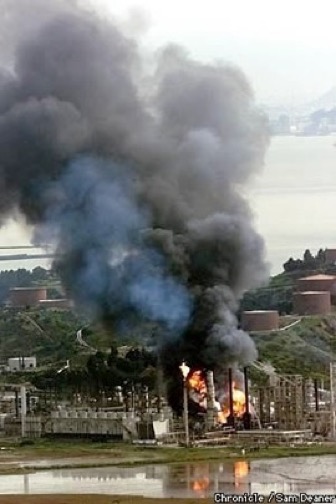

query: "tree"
left=107, top=345, right=118, bottom=367
left=303, top=249, right=315, bottom=269
left=87, top=351, right=106, bottom=375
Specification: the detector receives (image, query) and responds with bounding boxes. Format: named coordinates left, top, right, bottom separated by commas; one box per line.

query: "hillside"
left=0, top=308, right=334, bottom=387
left=250, top=315, right=336, bottom=384
left=0, top=308, right=87, bottom=367
left=0, top=308, right=155, bottom=371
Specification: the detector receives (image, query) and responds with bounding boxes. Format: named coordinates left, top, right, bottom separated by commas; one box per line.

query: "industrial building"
left=241, top=310, right=279, bottom=332
left=7, top=357, right=37, bottom=372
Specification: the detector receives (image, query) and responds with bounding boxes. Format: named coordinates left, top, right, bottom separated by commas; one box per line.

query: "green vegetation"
left=250, top=315, right=336, bottom=385
left=1, top=299, right=336, bottom=393
left=0, top=308, right=85, bottom=365
left=1, top=438, right=336, bottom=474
left=0, top=307, right=158, bottom=398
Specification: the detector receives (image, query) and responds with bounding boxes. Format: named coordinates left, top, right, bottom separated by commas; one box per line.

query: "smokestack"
left=243, top=366, right=251, bottom=430
left=206, top=370, right=215, bottom=429
left=227, top=368, right=235, bottom=428
left=143, top=386, right=149, bottom=414
left=15, top=390, right=19, bottom=418
left=314, top=379, right=319, bottom=412
left=20, top=385, right=27, bottom=437
left=26, top=392, right=31, bottom=414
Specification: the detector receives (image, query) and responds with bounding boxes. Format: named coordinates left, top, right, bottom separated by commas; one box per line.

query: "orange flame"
left=188, top=370, right=207, bottom=395
left=186, top=370, right=247, bottom=423
left=222, top=381, right=246, bottom=419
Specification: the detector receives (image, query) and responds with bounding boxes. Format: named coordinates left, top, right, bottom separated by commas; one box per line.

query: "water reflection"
left=0, top=456, right=336, bottom=498
left=234, top=460, right=249, bottom=488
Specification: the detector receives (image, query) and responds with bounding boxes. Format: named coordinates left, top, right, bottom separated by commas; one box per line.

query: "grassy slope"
left=0, top=309, right=156, bottom=359
left=0, top=308, right=88, bottom=367
left=251, top=315, right=336, bottom=383
left=0, top=307, right=335, bottom=384
left=2, top=439, right=336, bottom=470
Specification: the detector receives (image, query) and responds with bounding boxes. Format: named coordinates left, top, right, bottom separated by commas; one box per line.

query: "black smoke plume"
left=0, top=1, right=269, bottom=401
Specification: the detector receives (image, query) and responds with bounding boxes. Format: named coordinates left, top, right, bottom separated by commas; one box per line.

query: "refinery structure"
left=2, top=252, right=336, bottom=446
left=1, top=359, right=336, bottom=446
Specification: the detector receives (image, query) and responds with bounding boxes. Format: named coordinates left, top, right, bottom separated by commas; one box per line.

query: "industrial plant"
left=1, top=253, right=336, bottom=449
left=1, top=359, right=336, bottom=448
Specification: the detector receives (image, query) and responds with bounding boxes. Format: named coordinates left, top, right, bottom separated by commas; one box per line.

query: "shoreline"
left=0, top=440, right=335, bottom=475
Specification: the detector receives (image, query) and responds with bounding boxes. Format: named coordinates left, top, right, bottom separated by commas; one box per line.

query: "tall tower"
left=206, top=371, right=216, bottom=429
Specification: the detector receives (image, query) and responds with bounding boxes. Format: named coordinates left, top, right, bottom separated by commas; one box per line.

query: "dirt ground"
left=0, top=496, right=213, bottom=504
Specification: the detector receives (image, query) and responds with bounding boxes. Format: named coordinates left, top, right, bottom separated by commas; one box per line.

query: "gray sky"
left=88, top=0, right=336, bottom=106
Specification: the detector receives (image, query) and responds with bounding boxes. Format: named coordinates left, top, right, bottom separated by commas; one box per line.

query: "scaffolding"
left=254, top=374, right=308, bottom=430
left=273, top=375, right=304, bottom=429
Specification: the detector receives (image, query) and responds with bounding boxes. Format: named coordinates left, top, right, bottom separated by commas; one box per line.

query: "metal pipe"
left=15, top=390, right=19, bottom=418
left=20, top=386, right=27, bottom=438
left=228, top=368, right=235, bottom=427
left=144, top=386, right=149, bottom=413
left=183, top=379, right=190, bottom=447
left=244, top=367, right=250, bottom=416
left=243, top=367, right=251, bottom=430
left=314, top=379, right=319, bottom=412
left=26, top=392, right=31, bottom=414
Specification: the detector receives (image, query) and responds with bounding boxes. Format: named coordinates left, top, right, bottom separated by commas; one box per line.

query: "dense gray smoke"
left=0, top=1, right=269, bottom=385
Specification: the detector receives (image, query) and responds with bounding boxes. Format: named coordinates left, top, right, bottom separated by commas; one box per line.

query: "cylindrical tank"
left=241, top=310, right=279, bottom=331
left=297, top=275, right=336, bottom=293
left=9, top=287, right=47, bottom=307
left=293, top=291, right=331, bottom=315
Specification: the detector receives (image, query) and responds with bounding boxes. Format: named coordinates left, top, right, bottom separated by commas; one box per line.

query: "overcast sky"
left=86, top=0, right=336, bottom=107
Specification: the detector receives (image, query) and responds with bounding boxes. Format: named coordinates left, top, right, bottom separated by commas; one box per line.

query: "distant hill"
left=0, top=307, right=156, bottom=370
left=306, top=86, right=336, bottom=112
left=263, top=86, right=336, bottom=117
